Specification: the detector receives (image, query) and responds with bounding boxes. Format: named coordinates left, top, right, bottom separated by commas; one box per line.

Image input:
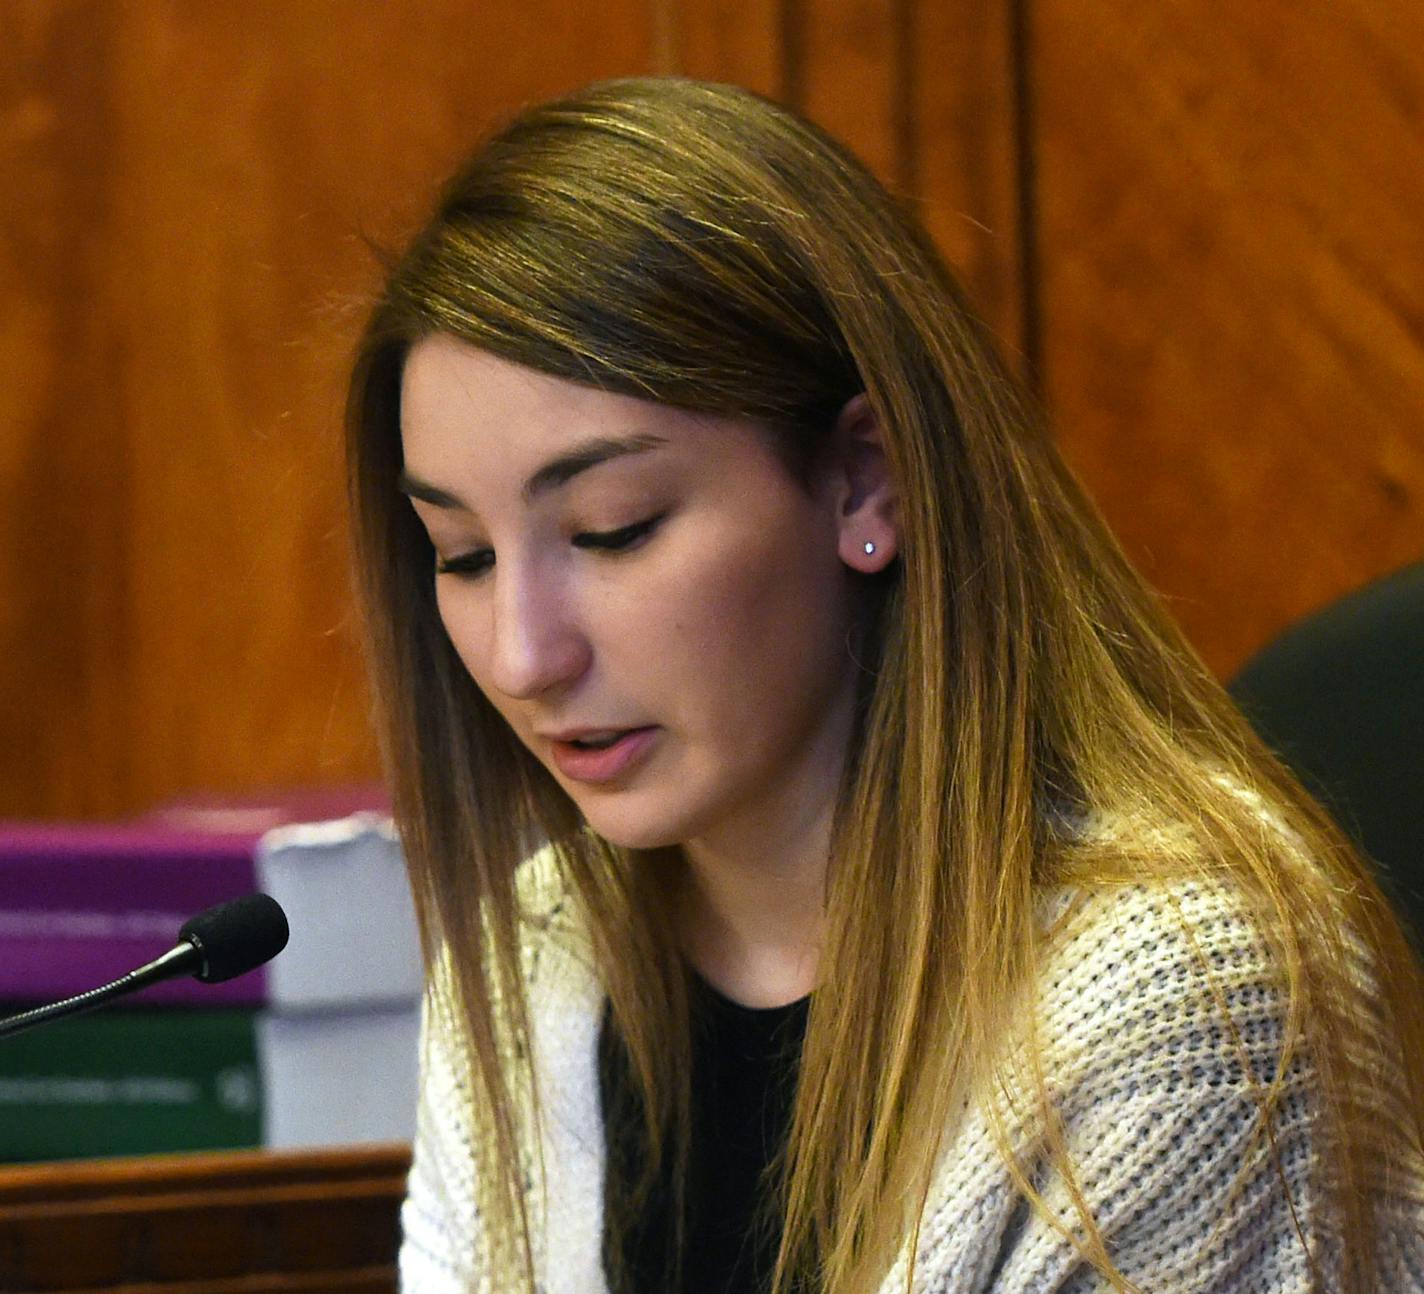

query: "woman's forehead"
left=399, top=334, right=783, bottom=503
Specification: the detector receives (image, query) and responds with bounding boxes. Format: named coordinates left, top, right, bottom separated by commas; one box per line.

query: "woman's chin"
left=576, top=804, right=687, bottom=853
left=591, top=823, right=683, bottom=852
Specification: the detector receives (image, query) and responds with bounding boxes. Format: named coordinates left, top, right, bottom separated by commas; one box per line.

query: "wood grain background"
left=2, top=0, right=1419, bottom=819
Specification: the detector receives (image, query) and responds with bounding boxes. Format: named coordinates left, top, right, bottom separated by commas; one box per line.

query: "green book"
left=0, top=1008, right=262, bottom=1162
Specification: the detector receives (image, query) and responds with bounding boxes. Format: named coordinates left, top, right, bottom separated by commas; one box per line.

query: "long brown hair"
left=347, top=76, right=1424, bottom=1292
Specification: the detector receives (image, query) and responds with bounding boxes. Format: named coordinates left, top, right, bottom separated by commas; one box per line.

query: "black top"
left=598, top=972, right=811, bottom=1294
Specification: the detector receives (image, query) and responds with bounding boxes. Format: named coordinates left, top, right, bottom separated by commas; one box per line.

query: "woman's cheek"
left=663, top=535, right=765, bottom=635
left=434, top=585, right=493, bottom=684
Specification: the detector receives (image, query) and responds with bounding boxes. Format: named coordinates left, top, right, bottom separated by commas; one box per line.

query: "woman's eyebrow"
left=396, top=473, right=465, bottom=509
left=519, top=432, right=668, bottom=503
left=398, top=432, right=669, bottom=510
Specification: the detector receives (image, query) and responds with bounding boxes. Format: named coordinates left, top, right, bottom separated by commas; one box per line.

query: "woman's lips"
left=548, top=727, right=660, bottom=783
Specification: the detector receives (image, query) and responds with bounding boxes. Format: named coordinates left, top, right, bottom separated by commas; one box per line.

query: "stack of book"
left=0, top=791, right=422, bottom=1162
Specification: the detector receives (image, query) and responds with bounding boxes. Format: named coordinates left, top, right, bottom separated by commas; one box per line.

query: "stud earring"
left=863, top=541, right=876, bottom=556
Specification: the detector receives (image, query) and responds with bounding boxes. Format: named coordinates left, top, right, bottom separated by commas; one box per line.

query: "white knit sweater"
left=399, top=854, right=1424, bottom=1292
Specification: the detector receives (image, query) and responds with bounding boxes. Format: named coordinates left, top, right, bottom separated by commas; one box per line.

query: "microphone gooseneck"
left=0, top=893, right=290, bottom=1040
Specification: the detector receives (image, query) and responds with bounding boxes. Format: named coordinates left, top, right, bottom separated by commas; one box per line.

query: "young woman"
left=346, top=78, right=1424, bottom=1293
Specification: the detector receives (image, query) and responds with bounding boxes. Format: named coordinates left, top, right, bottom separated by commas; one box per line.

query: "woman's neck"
left=670, top=654, right=859, bottom=1009
left=674, top=809, right=831, bottom=1009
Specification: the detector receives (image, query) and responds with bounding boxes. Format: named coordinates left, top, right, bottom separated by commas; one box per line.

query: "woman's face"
left=399, top=334, right=880, bottom=856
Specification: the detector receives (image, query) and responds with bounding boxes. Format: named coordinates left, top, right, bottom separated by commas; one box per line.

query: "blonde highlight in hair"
left=347, top=77, right=1424, bottom=1292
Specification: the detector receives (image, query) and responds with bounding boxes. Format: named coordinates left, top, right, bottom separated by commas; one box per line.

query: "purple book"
left=0, top=785, right=388, bottom=1007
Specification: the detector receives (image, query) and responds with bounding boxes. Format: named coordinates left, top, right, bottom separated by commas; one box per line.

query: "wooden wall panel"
left=772, top=0, right=1027, bottom=363
left=1031, top=0, right=1424, bottom=676
left=1, top=3, right=133, bottom=819
left=110, top=2, right=653, bottom=812
left=911, top=1, right=1026, bottom=359
left=794, top=0, right=905, bottom=187
left=0, top=1, right=655, bottom=818
left=662, top=0, right=784, bottom=96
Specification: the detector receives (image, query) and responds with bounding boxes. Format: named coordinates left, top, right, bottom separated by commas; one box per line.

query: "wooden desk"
left=0, top=1143, right=410, bottom=1293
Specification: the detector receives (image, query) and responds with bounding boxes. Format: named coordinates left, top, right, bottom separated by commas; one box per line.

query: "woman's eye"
left=435, top=548, right=493, bottom=579
left=571, top=512, right=667, bottom=553
left=434, top=513, right=666, bottom=580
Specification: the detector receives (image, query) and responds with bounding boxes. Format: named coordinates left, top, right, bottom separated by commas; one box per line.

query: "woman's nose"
left=486, top=565, right=591, bottom=701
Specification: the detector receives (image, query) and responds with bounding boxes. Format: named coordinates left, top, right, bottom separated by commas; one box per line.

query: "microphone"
left=0, top=893, right=289, bottom=1041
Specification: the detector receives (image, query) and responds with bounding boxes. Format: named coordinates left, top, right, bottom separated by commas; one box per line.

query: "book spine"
left=0, top=1008, right=263, bottom=1162
left=0, top=838, right=265, bottom=1006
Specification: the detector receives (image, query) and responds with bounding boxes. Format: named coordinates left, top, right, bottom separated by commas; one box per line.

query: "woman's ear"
left=825, top=393, right=899, bottom=573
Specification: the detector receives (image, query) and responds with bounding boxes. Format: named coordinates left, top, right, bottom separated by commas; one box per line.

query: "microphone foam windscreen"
left=179, top=893, right=291, bottom=983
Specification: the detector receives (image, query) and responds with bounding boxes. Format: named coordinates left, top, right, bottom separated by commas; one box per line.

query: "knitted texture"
left=399, top=856, right=1424, bottom=1293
